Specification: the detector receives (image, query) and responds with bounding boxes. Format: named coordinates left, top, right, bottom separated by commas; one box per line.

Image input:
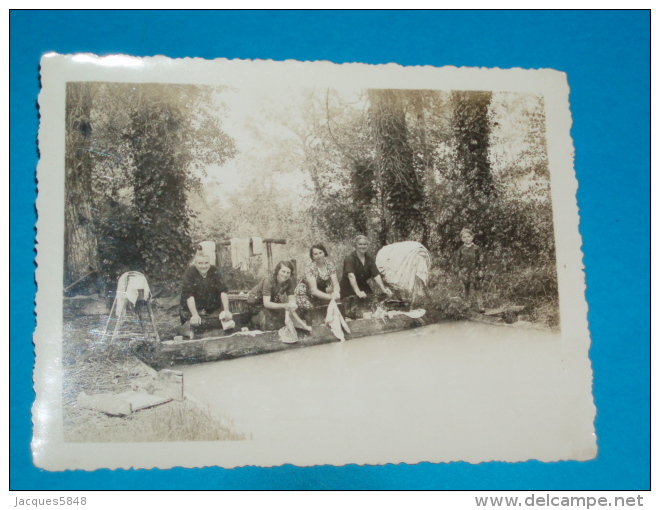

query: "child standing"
left=454, top=228, right=484, bottom=311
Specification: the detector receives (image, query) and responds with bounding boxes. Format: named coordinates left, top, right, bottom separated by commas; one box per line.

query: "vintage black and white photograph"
left=34, top=55, right=596, bottom=470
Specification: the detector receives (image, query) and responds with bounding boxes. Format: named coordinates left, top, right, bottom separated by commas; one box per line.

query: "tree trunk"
left=412, top=95, right=432, bottom=248
left=350, top=160, right=376, bottom=235
left=452, top=90, right=495, bottom=199
left=64, top=83, right=99, bottom=286
left=369, top=89, right=423, bottom=244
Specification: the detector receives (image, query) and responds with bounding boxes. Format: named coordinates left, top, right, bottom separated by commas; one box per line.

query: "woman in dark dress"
left=339, top=235, right=393, bottom=300
left=178, top=250, right=233, bottom=338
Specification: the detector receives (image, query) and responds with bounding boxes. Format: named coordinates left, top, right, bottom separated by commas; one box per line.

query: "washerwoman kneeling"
left=247, top=261, right=308, bottom=331
left=339, top=235, right=393, bottom=316
left=177, top=249, right=233, bottom=339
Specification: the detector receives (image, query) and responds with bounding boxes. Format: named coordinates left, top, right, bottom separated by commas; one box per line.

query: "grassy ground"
left=425, top=263, right=560, bottom=329
left=62, top=314, right=245, bottom=442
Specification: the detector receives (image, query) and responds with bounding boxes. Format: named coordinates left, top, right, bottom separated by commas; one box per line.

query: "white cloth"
left=235, top=329, right=265, bottom=337
left=230, top=238, right=250, bottom=271
left=386, top=309, right=426, bottom=320
left=251, top=237, right=263, bottom=256
left=197, top=241, right=216, bottom=266
left=115, top=272, right=151, bottom=317
left=278, top=311, right=299, bottom=344
left=325, top=299, right=351, bottom=342
left=375, top=241, right=431, bottom=295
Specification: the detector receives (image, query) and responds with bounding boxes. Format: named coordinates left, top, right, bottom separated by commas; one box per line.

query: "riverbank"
left=425, top=263, right=560, bottom=329
left=61, top=270, right=556, bottom=443
left=62, top=314, right=245, bottom=442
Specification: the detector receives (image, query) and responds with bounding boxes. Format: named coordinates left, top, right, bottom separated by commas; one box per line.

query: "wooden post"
left=146, top=301, right=161, bottom=342
left=102, top=298, right=117, bottom=338
left=266, top=242, right=273, bottom=273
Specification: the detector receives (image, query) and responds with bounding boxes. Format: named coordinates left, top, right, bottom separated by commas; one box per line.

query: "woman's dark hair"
left=309, top=243, right=329, bottom=260
left=272, top=260, right=296, bottom=289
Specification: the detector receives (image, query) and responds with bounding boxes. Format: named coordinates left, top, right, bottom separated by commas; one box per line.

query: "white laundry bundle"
left=278, top=311, right=299, bottom=344
left=115, top=272, right=151, bottom=317
left=375, top=241, right=431, bottom=296
left=230, top=238, right=251, bottom=270
left=325, top=300, right=351, bottom=342
left=386, top=309, right=426, bottom=320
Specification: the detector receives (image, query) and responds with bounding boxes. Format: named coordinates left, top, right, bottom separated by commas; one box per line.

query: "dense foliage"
left=64, top=82, right=236, bottom=285
left=64, top=83, right=558, bottom=321
left=303, top=89, right=556, bottom=272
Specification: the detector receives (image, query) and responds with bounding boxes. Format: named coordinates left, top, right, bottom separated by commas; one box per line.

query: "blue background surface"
left=10, top=10, right=650, bottom=490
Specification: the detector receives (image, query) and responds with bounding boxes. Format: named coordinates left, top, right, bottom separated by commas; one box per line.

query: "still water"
left=181, top=322, right=591, bottom=463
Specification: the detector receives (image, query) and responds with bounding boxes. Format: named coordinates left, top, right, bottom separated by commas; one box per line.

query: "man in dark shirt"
left=178, top=251, right=232, bottom=338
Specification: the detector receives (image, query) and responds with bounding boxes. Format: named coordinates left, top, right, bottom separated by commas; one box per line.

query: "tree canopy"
left=64, top=82, right=236, bottom=285
left=64, top=83, right=555, bottom=293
